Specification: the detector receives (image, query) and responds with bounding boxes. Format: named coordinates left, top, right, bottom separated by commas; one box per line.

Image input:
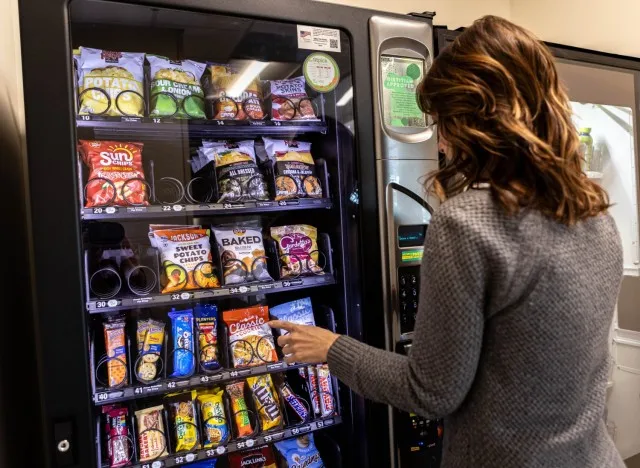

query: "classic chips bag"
left=149, top=225, right=219, bottom=293
left=247, top=374, right=282, bottom=431
left=270, top=76, right=317, bottom=121
left=263, top=138, right=322, bottom=201
left=271, top=225, right=324, bottom=278
left=197, top=388, right=228, bottom=447
left=77, top=47, right=145, bottom=117
left=223, top=306, right=277, bottom=368
left=203, top=63, right=264, bottom=120
left=79, top=140, right=149, bottom=207
left=167, top=391, right=199, bottom=452
left=270, top=298, right=315, bottom=333
left=201, top=140, right=268, bottom=202
left=148, top=55, right=206, bottom=119
left=212, top=223, right=272, bottom=285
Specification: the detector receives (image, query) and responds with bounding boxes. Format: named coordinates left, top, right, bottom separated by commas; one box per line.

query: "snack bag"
left=229, top=446, right=277, bottom=468
left=201, top=140, right=268, bottom=202
left=270, top=225, right=323, bottom=278
left=169, top=309, right=195, bottom=377
left=77, top=47, right=145, bottom=117
left=203, top=63, right=264, bottom=120
left=212, top=223, right=272, bottom=285
left=195, top=304, right=221, bottom=372
left=167, top=391, right=199, bottom=452
left=316, top=364, right=335, bottom=417
left=136, top=319, right=165, bottom=382
left=275, top=434, right=324, bottom=468
left=183, top=460, right=217, bottom=468
left=270, top=76, right=317, bottom=121
left=262, top=138, right=322, bottom=200
left=270, top=298, right=315, bottom=334
left=103, top=317, right=127, bottom=388
left=223, top=306, right=277, bottom=368
left=279, top=381, right=310, bottom=423
left=247, top=374, right=282, bottom=431
left=148, top=55, right=206, bottom=119
left=135, top=405, right=168, bottom=461
left=226, top=381, right=253, bottom=437
left=103, top=405, right=130, bottom=468
left=197, top=388, right=228, bottom=447
left=150, top=225, right=219, bottom=293
left=79, top=140, right=149, bottom=208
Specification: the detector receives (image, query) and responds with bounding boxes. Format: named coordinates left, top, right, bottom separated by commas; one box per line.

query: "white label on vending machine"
left=297, top=25, right=341, bottom=52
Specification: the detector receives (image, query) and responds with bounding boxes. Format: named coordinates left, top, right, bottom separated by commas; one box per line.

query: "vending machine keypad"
left=398, top=266, right=420, bottom=334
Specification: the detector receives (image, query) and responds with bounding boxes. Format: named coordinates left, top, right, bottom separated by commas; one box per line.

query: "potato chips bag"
left=262, top=138, right=322, bottom=201
left=201, top=140, right=268, bottom=202
left=197, top=388, right=228, bottom=447
left=212, top=223, right=272, bottom=285
left=271, top=225, right=323, bottom=278
left=247, top=374, right=282, bottom=431
left=270, top=76, right=317, bottom=121
left=223, top=306, right=277, bottom=368
left=148, top=55, right=206, bottom=119
left=167, top=391, right=199, bottom=452
left=79, top=140, right=149, bottom=207
left=149, top=225, right=219, bottom=293
left=203, top=63, right=264, bottom=120
left=77, top=47, right=145, bottom=117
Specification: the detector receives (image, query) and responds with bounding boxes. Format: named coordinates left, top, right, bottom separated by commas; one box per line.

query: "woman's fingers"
left=269, top=320, right=297, bottom=333
left=277, top=333, right=292, bottom=348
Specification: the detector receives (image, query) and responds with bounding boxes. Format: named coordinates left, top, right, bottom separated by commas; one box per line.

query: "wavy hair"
left=419, top=16, right=609, bottom=224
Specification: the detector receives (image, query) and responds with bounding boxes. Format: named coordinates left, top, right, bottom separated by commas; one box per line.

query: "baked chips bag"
left=79, top=140, right=149, bottom=207
left=149, top=225, right=219, bottom=293
left=212, top=224, right=272, bottom=285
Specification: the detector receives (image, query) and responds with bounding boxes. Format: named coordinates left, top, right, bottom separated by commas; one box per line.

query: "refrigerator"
left=13, top=1, right=440, bottom=467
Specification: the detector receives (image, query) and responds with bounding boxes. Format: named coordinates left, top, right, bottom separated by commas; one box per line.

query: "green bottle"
left=579, top=128, right=593, bottom=171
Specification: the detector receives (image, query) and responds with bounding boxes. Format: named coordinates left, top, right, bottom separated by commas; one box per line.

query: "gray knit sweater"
left=328, top=188, right=624, bottom=468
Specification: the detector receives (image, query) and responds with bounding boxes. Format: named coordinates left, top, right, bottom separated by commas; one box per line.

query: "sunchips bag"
left=79, top=140, right=149, bottom=207
left=263, top=138, right=322, bottom=201
left=149, top=225, right=220, bottom=293
left=148, top=55, right=206, bottom=119
left=201, top=140, right=269, bottom=202
left=203, top=63, right=264, bottom=120
left=77, top=47, right=145, bottom=117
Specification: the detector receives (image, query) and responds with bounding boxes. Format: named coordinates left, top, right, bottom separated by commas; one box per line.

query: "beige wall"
left=317, top=0, right=510, bottom=30
left=511, top=0, right=640, bottom=58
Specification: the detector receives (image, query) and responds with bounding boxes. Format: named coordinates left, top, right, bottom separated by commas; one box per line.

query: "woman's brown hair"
left=419, top=15, right=609, bottom=224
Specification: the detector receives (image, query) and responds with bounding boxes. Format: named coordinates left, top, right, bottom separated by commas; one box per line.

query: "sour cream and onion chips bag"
left=148, top=55, right=206, bottom=119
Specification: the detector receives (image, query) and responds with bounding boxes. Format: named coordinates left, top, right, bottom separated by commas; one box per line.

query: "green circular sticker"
left=303, top=52, right=340, bottom=93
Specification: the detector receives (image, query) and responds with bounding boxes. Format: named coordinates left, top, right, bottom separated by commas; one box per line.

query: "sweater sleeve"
left=327, top=203, right=487, bottom=419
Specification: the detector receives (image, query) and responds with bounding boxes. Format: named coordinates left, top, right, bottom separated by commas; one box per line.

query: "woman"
left=270, top=16, right=624, bottom=468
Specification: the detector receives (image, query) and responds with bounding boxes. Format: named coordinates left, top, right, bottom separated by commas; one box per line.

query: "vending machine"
left=12, top=0, right=440, bottom=467
left=370, top=14, right=443, bottom=468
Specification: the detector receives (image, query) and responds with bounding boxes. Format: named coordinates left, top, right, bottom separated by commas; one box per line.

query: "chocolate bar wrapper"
left=247, top=374, right=282, bottom=431
left=279, top=381, right=309, bottom=422
left=103, top=405, right=130, bottom=468
left=307, top=365, right=321, bottom=417
left=317, top=364, right=335, bottom=417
